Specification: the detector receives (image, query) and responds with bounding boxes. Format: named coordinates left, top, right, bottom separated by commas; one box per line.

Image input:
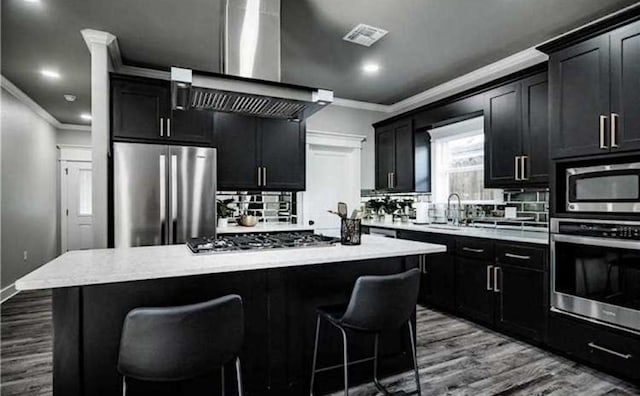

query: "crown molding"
left=2, top=75, right=91, bottom=131
left=330, top=97, right=391, bottom=113
left=307, top=129, right=366, bottom=149
left=81, top=29, right=116, bottom=49
left=388, top=47, right=548, bottom=115
left=117, top=64, right=171, bottom=80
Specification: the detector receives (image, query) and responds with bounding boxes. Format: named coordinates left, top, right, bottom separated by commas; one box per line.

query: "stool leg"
left=309, top=315, right=321, bottom=396
left=373, top=334, right=392, bottom=396
left=121, top=377, right=126, bottom=396
left=407, top=320, right=422, bottom=396
left=337, top=325, right=349, bottom=396
left=221, top=366, right=225, bottom=396
left=235, top=357, right=244, bottom=396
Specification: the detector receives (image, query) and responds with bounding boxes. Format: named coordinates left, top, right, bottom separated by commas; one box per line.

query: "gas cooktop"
left=187, top=232, right=339, bottom=254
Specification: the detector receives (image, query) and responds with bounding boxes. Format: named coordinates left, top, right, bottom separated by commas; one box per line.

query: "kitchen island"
left=17, top=236, right=445, bottom=396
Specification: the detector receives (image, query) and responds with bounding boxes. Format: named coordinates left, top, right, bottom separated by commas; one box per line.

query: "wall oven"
left=565, top=162, right=640, bottom=213
left=551, top=218, right=640, bottom=334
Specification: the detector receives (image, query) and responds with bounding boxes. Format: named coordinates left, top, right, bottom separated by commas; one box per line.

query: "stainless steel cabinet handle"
left=263, top=167, right=267, bottom=187
left=599, top=115, right=608, bottom=149
left=160, top=118, right=164, bottom=137
left=493, top=266, right=501, bottom=293
left=505, top=253, right=531, bottom=260
left=588, top=342, right=632, bottom=359
left=486, top=265, right=493, bottom=291
left=463, top=247, right=484, bottom=253
left=167, top=118, right=171, bottom=138
left=390, top=172, right=394, bottom=189
left=514, top=156, right=521, bottom=181
left=421, top=256, right=427, bottom=274
left=258, top=167, right=262, bottom=186
left=521, top=156, right=528, bottom=180
left=610, top=113, right=619, bottom=148
left=387, top=173, right=391, bottom=189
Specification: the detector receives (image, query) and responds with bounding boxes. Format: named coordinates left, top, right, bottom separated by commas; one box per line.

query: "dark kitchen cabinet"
left=484, top=72, right=548, bottom=188
left=111, top=75, right=214, bottom=145
left=214, top=112, right=260, bottom=190
left=213, top=113, right=306, bottom=191
left=260, top=119, right=305, bottom=190
left=375, top=118, right=416, bottom=192
left=455, top=257, right=495, bottom=325
left=396, top=230, right=455, bottom=311
left=610, top=21, right=640, bottom=153
left=112, top=76, right=170, bottom=141
left=546, top=19, right=640, bottom=158
left=548, top=35, right=610, bottom=158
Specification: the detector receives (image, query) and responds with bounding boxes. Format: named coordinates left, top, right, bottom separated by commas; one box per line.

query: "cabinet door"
left=375, top=126, right=395, bottom=190
left=112, top=77, right=169, bottom=141
left=425, top=254, right=456, bottom=312
left=169, top=109, right=214, bottom=145
left=213, top=112, right=260, bottom=190
left=549, top=35, right=610, bottom=158
left=610, top=21, right=640, bottom=153
left=495, top=265, right=546, bottom=342
left=393, top=119, right=414, bottom=191
left=260, top=119, right=305, bottom=191
left=484, top=83, right=522, bottom=188
left=455, top=257, right=494, bottom=325
left=521, top=73, right=549, bottom=186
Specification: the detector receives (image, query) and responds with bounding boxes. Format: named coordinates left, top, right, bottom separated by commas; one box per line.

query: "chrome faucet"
left=447, top=193, right=462, bottom=226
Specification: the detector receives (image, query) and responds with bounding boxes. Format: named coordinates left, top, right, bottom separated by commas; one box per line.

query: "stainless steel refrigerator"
left=113, top=142, right=216, bottom=247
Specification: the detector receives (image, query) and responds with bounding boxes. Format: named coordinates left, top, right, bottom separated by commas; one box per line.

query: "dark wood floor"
left=1, top=290, right=639, bottom=395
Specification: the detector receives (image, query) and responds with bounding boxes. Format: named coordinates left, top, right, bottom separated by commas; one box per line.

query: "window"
left=430, top=117, right=503, bottom=204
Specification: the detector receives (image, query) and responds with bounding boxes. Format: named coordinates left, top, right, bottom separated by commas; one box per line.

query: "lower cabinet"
left=456, top=257, right=495, bottom=325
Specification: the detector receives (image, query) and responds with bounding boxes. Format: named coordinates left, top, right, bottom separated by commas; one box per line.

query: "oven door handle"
left=552, top=234, right=640, bottom=250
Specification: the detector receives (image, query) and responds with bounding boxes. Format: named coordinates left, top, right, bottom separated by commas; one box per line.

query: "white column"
left=81, top=30, right=116, bottom=248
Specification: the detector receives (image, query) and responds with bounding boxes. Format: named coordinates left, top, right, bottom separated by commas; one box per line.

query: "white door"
left=303, top=135, right=363, bottom=235
left=62, top=161, right=94, bottom=251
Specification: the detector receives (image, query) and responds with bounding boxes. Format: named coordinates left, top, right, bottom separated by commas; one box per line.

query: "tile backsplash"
left=217, top=191, right=298, bottom=224
left=361, top=189, right=549, bottom=227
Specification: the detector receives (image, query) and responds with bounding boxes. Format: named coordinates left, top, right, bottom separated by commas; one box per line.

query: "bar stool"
left=117, top=295, right=244, bottom=396
left=309, top=268, right=422, bottom=396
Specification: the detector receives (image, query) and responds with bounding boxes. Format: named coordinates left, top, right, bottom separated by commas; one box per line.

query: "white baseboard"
left=1, top=283, right=19, bottom=304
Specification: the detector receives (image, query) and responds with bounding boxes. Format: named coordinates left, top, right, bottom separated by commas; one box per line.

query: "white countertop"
left=15, top=236, right=446, bottom=291
left=363, top=221, right=549, bottom=245
left=217, top=223, right=314, bottom=234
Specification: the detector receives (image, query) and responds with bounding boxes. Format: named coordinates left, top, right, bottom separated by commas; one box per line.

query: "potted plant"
left=365, top=199, right=384, bottom=221
left=216, top=199, right=235, bottom=227
left=381, top=196, right=398, bottom=223
left=398, top=199, right=413, bottom=223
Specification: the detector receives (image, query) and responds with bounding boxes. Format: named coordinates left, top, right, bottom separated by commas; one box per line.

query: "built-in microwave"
left=566, top=162, right=640, bottom=213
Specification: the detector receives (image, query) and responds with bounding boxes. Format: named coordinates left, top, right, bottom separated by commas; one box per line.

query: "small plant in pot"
left=397, top=199, right=413, bottom=223
left=216, top=199, right=235, bottom=227
left=381, top=196, right=399, bottom=223
left=365, top=199, right=384, bottom=221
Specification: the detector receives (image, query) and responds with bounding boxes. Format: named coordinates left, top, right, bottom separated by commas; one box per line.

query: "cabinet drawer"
left=456, top=237, right=493, bottom=260
left=549, top=314, right=640, bottom=381
left=495, top=242, right=547, bottom=270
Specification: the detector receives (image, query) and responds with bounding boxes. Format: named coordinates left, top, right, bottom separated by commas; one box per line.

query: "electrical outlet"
left=23, top=250, right=28, bottom=262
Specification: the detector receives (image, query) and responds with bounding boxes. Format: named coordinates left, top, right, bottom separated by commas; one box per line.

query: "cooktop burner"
left=187, top=232, right=339, bottom=254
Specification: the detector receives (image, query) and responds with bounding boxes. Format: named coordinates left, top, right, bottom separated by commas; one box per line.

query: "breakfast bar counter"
left=17, top=236, right=445, bottom=396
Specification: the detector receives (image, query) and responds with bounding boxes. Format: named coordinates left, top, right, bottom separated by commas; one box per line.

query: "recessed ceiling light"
left=64, top=94, right=77, bottom=102
left=362, top=63, right=380, bottom=74
left=80, top=113, right=92, bottom=121
left=40, top=69, right=60, bottom=79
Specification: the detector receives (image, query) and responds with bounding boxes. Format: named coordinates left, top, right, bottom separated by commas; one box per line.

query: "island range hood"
left=171, top=0, right=333, bottom=120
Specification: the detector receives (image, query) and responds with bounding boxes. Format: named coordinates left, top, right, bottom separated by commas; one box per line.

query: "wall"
left=1, top=88, right=59, bottom=289
left=306, top=104, right=386, bottom=189
left=56, top=128, right=91, bottom=146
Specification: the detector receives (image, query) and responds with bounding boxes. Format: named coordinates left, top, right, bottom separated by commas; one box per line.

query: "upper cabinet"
left=213, top=113, right=305, bottom=191
left=547, top=19, right=640, bottom=158
left=375, top=118, right=428, bottom=192
left=484, top=71, right=549, bottom=188
left=111, top=75, right=214, bottom=145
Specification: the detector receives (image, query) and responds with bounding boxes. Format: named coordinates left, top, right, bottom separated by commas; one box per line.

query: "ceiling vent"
left=343, top=23, right=388, bottom=47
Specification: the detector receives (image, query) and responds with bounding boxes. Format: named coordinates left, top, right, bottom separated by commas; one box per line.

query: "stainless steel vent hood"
left=171, top=0, right=333, bottom=120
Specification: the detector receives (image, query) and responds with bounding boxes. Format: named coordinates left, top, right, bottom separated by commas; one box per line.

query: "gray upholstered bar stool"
left=309, top=268, right=422, bottom=396
left=117, top=295, right=244, bottom=396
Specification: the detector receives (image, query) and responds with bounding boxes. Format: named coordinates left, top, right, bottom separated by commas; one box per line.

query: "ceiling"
left=2, top=0, right=639, bottom=125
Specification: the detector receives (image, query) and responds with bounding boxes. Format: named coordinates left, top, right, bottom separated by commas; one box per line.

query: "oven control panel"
left=558, top=222, right=640, bottom=239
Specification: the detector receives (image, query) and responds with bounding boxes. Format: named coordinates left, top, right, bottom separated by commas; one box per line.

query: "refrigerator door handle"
left=171, top=154, right=178, bottom=244
left=159, top=154, right=167, bottom=244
